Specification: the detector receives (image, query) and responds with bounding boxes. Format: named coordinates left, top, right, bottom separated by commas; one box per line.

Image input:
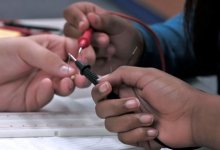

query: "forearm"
left=193, top=92, right=220, bottom=149
left=134, top=14, right=204, bottom=78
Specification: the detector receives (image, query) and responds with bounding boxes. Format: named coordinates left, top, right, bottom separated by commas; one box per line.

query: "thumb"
left=18, top=40, right=75, bottom=77
left=100, top=66, right=147, bottom=89
left=100, top=66, right=169, bottom=95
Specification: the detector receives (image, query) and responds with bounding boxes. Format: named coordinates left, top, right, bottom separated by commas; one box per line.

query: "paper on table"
left=0, top=87, right=114, bottom=138
left=0, top=136, right=142, bottom=150
left=0, top=86, right=143, bottom=150
left=0, top=111, right=113, bottom=138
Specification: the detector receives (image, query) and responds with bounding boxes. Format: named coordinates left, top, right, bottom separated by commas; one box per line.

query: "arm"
left=134, top=14, right=200, bottom=78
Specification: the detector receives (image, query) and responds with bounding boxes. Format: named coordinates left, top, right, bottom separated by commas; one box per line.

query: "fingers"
left=87, top=12, right=127, bottom=35
left=71, top=74, right=91, bottom=88
left=64, top=22, right=111, bottom=50
left=35, top=78, right=54, bottom=110
left=25, top=77, right=54, bottom=111
left=118, top=127, right=158, bottom=146
left=93, top=83, right=158, bottom=145
left=105, top=113, right=154, bottom=132
left=53, top=77, right=75, bottom=96
left=29, top=34, right=79, bottom=59
left=17, top=38, right=75, bottom=77
left=92, top=32, right=110, bottom=49
left=105, top=114, right=158, bottom=146
left=63, top=22, right=81, bottom=38
left=100, top=67, right=166, bottom=92
left=29, top=34, right=95, bottom=88
left=91, top=81, right=112, bottom=103
left=92, top=69, right=159, bottom=148
left=64, top=2, right=90, bottom=32
left=64, top=2, right=105, bottom=32
left=64, top=3, right=129, bottom=36
left=92, top=81, right=139, bottom=117
left=95, top=98, right=140, bottom=118
left=103, top=111, right=158, bottom=147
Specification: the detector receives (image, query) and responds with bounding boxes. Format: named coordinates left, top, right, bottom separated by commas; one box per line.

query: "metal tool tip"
left=78, top=47, right=83, bottom=54
left=68, top=53, right=77, bottom=61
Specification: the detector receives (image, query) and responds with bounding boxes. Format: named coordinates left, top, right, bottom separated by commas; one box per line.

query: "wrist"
left=109, top=12, right=165, bottom=70
left=192, top=91, right=220, bottom=149
left=132, top=22, right=165, bottom=70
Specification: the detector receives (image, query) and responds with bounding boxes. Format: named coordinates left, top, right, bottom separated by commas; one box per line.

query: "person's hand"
left=64, top=2, right=144, bottom=75
left=0, top=34, right=87, bottom=112
left=91, top=66, right=208, bottom=149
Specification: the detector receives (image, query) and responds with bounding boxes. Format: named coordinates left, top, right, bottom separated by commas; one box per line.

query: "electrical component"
left=68, top=53, right=118, bottom=99
left=78, top=28, right=93, bottom=54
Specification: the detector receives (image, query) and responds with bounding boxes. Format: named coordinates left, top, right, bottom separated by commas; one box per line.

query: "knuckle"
left=104, top=119, right=116, bottom=132
left=94, top=105, right=105, bottom=119
left=117, top=133, right=130, bottom=144
left=119, top=128, right=146, bottom=144
left=136, top=128, right=146, bottom=136
left=125, top=114, right=139, bottom=127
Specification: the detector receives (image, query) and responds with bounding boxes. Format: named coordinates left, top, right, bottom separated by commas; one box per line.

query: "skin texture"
left=0, top=34, right=88, bottom=112
left=92, top=66, right=220, bottom=149
left=64, top=2, right=144, bottom=75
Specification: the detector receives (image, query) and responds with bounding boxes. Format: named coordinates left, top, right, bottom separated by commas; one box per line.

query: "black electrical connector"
left=68, top=53, right=119, bottom=99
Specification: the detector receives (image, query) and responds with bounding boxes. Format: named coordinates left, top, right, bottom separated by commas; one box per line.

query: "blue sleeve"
left=134, top=14, right=198, bottom=78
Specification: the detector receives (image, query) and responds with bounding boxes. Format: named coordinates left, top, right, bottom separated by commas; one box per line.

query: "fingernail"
left=139, top=115, right=153, bottom=124
left=60, top=65, right=74, bottom=75
left=124, top=99, right=139, bottom=109
left=99, top=82, right=109, bottom=93
left=147, top=129, right=158, bottom=137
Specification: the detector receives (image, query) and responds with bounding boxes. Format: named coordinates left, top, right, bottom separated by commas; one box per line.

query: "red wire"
left=108, top=11, right=166, bottom=71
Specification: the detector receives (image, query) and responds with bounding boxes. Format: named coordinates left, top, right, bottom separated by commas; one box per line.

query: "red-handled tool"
left=78, top=28, right=93, bottom=54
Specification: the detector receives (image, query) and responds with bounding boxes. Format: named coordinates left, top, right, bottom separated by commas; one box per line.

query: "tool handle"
left=74, top=59, right=119, bottom=99
left=78, top=28, right=93, bottom=49
left=82, top=67, right=99, bottom=85
left=75, top=60, right=99, bottom=85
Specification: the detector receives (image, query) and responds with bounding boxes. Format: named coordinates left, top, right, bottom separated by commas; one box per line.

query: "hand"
left=92, top=81, right=161, bottom=149
left=64, top=2, right=144, bottom=75
left=91, top=66, right=206, bottom=149
left=0, top=34, right=87, bottom=112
